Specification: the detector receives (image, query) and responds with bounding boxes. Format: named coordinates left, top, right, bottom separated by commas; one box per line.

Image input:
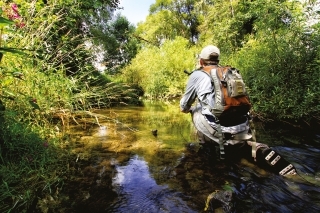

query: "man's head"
left=199, top=45, right=220, bottom=66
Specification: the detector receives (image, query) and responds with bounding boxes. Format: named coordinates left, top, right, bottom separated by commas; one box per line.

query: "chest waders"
left=196, top=101, right=226, bottom=160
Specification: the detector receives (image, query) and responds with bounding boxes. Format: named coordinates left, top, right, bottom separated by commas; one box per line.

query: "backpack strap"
left=210, top=67, right=225, bottom=117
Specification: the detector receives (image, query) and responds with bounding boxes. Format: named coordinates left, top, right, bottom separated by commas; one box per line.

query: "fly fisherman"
left=180, top=45, right=296, bottom=176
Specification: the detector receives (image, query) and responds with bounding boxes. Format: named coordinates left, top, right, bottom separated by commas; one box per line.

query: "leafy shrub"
left=229, top=5, right=320, bottom=125
left=121, top=37, right=197, bottom=99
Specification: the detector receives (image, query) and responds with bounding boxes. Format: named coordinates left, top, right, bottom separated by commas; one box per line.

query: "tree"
left=136, top=0, right=201, bottom=45
left=90, top=14, right=140, bottom=74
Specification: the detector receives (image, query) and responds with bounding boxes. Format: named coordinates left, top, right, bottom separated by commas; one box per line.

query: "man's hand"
left=188, top=106, right=196, bottom=113
left=181, top=106, right=195, bottom=114
left=181, top=109, right=190, bottom=113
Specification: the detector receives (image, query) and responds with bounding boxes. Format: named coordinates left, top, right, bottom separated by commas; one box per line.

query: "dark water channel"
left=61, top=101, right=320, bottom=213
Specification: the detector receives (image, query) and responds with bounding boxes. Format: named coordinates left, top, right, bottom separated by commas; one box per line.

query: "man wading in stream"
left=180, top=45, right=296, bottom=176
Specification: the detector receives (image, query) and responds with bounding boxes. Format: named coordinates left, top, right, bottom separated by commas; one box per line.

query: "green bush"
left=229, top=23, right=320, bottom=124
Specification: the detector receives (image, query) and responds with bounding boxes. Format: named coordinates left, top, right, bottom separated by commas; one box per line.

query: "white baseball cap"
left=199, top=45, right=220, bottom=59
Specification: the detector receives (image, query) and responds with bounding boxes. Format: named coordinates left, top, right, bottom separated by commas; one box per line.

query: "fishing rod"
left=184, top=70, right=192, bottom=75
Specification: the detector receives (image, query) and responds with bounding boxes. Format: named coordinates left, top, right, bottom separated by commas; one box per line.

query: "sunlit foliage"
left=137, top=0, right=201, bottom=45
left=121, top=37, right=197, bottom=99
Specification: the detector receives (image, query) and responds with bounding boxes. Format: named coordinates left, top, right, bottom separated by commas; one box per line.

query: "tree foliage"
left=225, top=1, right=320, bottom=123
left=90, top=14, right=140, bottom=74
left=136, top=0, right=201, bottom=45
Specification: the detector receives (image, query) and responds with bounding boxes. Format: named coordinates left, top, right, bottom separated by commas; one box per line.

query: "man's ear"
left=199, top=58, right=205, bottom=66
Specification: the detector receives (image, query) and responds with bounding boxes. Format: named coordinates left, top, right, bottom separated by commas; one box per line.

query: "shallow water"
left=107, top=155, right=197, bottom=213
left=59, top=101, right=320, bottom=213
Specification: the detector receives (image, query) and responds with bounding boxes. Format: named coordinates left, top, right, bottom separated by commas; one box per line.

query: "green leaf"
left=12, top=72, right=24, bottom=80
left=0, top=17, right=14, bottom=26
left=0, top=48, right=27, bottom=56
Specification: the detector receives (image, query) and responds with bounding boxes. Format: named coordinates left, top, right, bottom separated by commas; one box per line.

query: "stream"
left=52, top=101, right=320, bottom=213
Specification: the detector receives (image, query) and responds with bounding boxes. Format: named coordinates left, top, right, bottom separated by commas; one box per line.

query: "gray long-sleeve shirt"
left=180, top=70, right=215, bottom=116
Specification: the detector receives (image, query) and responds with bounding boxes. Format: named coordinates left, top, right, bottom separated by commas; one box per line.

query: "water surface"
left=60, top=101, right=320, bottom=213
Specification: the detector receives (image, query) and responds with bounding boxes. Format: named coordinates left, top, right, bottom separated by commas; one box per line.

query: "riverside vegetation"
left=0, top=0, right=319, bottom=212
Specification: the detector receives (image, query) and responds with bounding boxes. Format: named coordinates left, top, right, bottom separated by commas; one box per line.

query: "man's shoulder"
left=191, top=69, right=211, bottom=79
left=191, top=69, right=208, bottom=76
left=188, top=70, right=212, bottom=85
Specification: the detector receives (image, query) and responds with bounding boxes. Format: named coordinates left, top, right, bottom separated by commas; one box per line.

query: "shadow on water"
left=56, top=101, right=320, bottom=213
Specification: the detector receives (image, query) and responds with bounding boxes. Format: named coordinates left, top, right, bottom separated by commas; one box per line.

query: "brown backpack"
left=208, top=66, right=252, bottom=123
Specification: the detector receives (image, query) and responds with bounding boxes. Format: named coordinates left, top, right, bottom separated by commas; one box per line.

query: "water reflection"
left=107, top=155, right=197, bottom=213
